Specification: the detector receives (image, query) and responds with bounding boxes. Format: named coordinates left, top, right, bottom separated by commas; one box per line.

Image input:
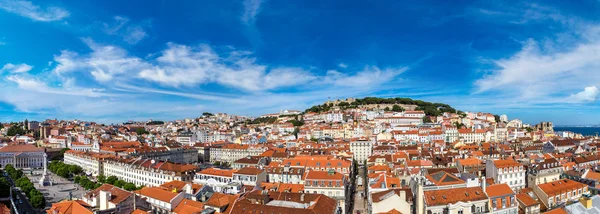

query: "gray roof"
left=564, top=195, right=600, bottom=214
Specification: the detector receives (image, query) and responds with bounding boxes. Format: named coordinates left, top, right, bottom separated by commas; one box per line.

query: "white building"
left=64, top=150, right=112, bottom=176
left=209, top=144, right=267, bottom=163
left=486, top=159, right=526, bottom=191
left=135, top=187, right=185, bottom=213
left=0, top=144, right=45, bottom=169
left=103, top=158, right=197, bottom=187
left=350, top=138, right=373, bottom=162
left=304, top=170, right=346, bottom=200
left=232, top=167, right=267, bottom=186
left=175, top=132, right=197, bottom=146
left=194, top=168, right=240, bottom=194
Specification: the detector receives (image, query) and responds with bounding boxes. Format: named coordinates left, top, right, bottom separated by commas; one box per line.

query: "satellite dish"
left=151, top=160, right=156, bottom=164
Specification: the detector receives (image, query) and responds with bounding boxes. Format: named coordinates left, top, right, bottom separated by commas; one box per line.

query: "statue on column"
left=39, top=153, right=52, bottom=186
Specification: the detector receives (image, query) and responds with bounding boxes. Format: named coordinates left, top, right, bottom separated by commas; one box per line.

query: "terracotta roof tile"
left=485, top=183, right=514, bottom=198
left=423, top=187, right=488, bottom=206
left=135, top=187, right=180, bottom=203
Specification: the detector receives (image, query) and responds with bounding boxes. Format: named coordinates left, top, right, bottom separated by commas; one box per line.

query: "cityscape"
left=1, top=0, right=600, bottom=214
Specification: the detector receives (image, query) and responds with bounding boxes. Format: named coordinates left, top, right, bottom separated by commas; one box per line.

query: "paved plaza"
left=23, top=169, right=87, bottom=207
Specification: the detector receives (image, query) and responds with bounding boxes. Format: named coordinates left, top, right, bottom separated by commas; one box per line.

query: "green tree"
left=30, top=195, right=46, bottom=209
left=74, top=176, right=81, bottom=184
left=422, top=116, right=432, bottom=123
left=84, top=181, right=96, bottom=190
left=0, top=178, right=10, bottom=198
left=6, top=125, right=25, bottom=136
left=383, top=107, right=390, bottom=111
left=123, top=183, right=136, bottom=191
left=30, top=189, right=42, bottom=198
left=392, top=105, right=404, bottom=112
left=97, top=174, right=106, bottom=183
left=21, top=183, right=34, bottom=197
left=106, top=176, right=118, bottom=185
left=113, top=180, right=125, bottom=188
left=56, top=167, right=69, bottom=178
left=67, top=165, right=83, bottom=175
left=135, top=127, right=149, bottom=135
left=9, top=169, right=23, bottom=180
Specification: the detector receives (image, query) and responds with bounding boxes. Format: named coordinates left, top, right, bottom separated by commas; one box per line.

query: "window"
left=458, top=209, right=463, bottom=214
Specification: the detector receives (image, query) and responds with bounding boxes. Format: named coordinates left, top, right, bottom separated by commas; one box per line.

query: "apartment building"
left=486, top=183, right=518, bottom=214
left=102, top=158, right=198, bottom=187
left=135, top=187, right=185, bottom=214
left=64, top=150, right=114, bottom=176
left=533, top=179, right=588, bottom=210
left=209, top=144, right=267, bottom=163
left=232, top=167, right=267, bottom=186
left=266, top=166, right=305, bottom=184
left=304, top=169, right=346, bottom=200
left=486, top=159, right=526, bottom=191
left=527, top=158, right=563, bottom=188
left=194, top=168, right=239, bottom=194
left=350, top=138, right=373, bottom=162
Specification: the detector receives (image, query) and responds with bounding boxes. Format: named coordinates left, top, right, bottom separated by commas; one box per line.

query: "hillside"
left=304, top=97, right=459, bottom=116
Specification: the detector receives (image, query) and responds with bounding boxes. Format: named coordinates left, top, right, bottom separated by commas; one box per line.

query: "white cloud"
left=338, top=63, right=348, bottom=68
left=6, top=75, right=110, bottom=97
left=124, top=26, right=147, bottom=44
left=53, top=40, right=407, bottom=93
left=0, top=0, right=69, bottom=22
left=567, top=86, right=599, bottom=102
left=241, top=0, right=264, bottom=24
left=53, top=38, right=150, bottom=82
left=473, top=5, right=600, bottom=105
left=325, top=66, right=407, bottom=87
left=103, top=16, right=148, bottom=44
left=1, top=63, right=32, bottom=73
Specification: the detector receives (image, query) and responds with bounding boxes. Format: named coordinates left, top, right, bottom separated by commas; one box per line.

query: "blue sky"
left=1, top=0, right=600, bottom=125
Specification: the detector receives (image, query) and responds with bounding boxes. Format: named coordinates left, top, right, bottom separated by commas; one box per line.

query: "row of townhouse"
left=125, top=145, right=199, bottom=164
left=102, top=158, right=198, bottom=187
left=208, top=144, right=268, bottom=163
left=64, top=150, right=198, bottom=187
left=64, top=150, right=114, bottom=176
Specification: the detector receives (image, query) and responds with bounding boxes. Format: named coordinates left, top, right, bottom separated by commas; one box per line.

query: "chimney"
left=300, top=193, right=305, bottom=202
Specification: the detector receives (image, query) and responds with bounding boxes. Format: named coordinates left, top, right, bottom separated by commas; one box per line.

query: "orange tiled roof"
left=423, top=187, right=488, bottom=206
left=537, top=179, right=587, bottom=196
left=485, top=183, right=514, bottom=198
left=173, top=199, right=204, bottom=214
left=198, top=168, right=236, bottom=177
left=135, top=187, right=179, bottom=203
left=542, top=208, right=568, bottom=214
left=46, top=200, right=92, bottom=214
left=493, top=159, right=522, bottom=168
left=516, top=193, right=539, bottom=207
left=85, top=184, right=132, bottom=204
left=305, top=170, right=345, bottom=180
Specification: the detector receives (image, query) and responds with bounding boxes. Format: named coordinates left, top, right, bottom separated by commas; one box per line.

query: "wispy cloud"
left=473, top=4, right=600, bottom=105
left=102, top=16, right=148, bottom=44
left=241, top=0, right=264, bottom=25
left=1, top=63, right=32, bottom=73
left=0, top=0, right=69, bottom=22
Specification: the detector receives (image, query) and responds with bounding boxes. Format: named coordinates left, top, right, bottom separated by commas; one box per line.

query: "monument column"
left=39, top=153, right=51, bottom=186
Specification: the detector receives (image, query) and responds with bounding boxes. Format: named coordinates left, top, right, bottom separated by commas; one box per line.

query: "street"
left=5, top=175, right=40, bottom=214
